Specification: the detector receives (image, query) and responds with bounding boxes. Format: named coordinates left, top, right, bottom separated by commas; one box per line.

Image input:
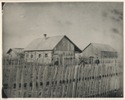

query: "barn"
left=24, top=35, right=81, bottom=65
left=81, top=43, right=118, bottom=64
left=6, top=48, right=24, bottom=59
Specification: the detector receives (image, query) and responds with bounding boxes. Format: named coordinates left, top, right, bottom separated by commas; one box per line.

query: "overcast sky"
left=3, top=2, right=123, bottom=57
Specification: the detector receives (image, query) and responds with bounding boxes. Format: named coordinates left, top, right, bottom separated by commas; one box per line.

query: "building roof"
left=7, top=48, right=24, bottom=55
left=83, top=43, right=117, bottom=52
left=82, top=43, right=117, bottom=58
left=24, top=35, right=82, bottom=52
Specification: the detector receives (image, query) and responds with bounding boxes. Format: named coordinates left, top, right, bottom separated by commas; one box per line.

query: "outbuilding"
left=81, top=43, right=118, bottom=64
left=6, top=48, right=24, bottom=59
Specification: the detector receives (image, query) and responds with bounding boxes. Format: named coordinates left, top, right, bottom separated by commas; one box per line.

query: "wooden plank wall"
left=2, top=58, right=122, bottom=98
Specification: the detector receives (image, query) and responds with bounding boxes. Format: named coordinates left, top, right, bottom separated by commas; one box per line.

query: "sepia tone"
left=2, top=2, right=123, bottom=98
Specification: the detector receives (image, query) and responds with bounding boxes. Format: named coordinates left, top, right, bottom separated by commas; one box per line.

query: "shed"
left=82, top=43, right=117, bottom=58
left=6, top=48, right=24, bottom=59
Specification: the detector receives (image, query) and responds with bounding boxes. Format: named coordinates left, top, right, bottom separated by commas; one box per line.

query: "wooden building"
left=24, top=35, right=81, bottom=64
left=6, top=48, right=24, bottom=59
left=81, top=43, right=118, bottom=63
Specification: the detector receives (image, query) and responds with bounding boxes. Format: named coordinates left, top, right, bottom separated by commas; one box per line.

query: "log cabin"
left=24, top=35, right=81, bottom=65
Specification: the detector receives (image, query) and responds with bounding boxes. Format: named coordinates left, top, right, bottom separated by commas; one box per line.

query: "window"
left=40, top=82, right=43, bottom=86
left=45, top=53, right=48, bottom=57
left=36, top=82, right=38, bottom=87
left=24, top=83, right=27, bottom=88
left=13, top=83, right=16, bottom=88
left=19, top=83, right=21, bottom=88
left=30, top=82, right=32, bottom=87
left=39, top=54, right=41, bottom=58
left=31, top=54, right=33, bottom=58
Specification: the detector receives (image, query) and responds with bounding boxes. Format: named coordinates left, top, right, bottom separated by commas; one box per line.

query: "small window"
left=13, top=83, right=16, bottom=88
left=39, top=54, right=41, bottom=58
left=45, top=53, right=48, bottom=57
left=24, top=83, right=27, bottom=88
left=40, top=82, right=43, bottom=86
left=36, top=82, right=38, bottom=87
left=31, top=55, right=33, bottom=58
left=30, top=82, right=32, bottom=87
left=19, top=83, right=21, bottom=88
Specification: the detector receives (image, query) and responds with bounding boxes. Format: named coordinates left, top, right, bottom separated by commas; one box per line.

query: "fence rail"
left=2, top=58, right=122, bottom=97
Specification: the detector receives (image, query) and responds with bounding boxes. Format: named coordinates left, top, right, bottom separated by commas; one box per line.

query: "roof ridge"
left=91, top=42, right=116, bottom=51
left=83, top=42, right=116, bottom=52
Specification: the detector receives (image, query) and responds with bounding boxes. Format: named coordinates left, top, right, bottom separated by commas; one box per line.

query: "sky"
left=2, top=2, right=123, bottom=58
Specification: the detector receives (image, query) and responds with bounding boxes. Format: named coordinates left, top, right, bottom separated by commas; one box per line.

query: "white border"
left=0, top=0, right=124, bottom=100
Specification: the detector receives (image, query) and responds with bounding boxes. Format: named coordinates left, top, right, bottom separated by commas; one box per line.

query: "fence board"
left=2, top=58, right=121, bottom=98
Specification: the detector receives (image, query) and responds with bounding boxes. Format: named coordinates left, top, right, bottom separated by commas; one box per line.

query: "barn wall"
left=82, top=44, right=94, bottom=58
left=24, top=51, right=52, bottom=64
left=82, top=44, right=117, bottom=58
left=54, top=37, right=74, bottom=51
left=53, top=37, right=75, bottom=65
left=54, top=37, right=75, bottom=57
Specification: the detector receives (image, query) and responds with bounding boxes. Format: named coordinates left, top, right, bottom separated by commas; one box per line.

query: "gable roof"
left=83, top=43, right=117, bottom=52
left=7, top=48, right=24, bottom=54
left=24, top=35, right=81, bottom=52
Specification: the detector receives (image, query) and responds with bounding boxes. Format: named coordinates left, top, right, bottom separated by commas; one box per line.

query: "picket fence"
left=2, top=58, right=122, bottom=98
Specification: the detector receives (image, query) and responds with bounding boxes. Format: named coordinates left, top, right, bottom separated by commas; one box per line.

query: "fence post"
left=76, top=65, right=82, bottom=97
left=95, top=64, right=99, bottom=97
left=79, top=64, right=84, bottom=97
left=41, top=65, right=49, bottom=97
left=15, top=59, right=20, bottom=97
left=20, top=60, right=25, bottom=97
left=53, top=65, right=59, bottom=97
left=55, top=66, right=62, bottom=97
left=66, top=66, right=70, bottom=97
left=72, top=65, right=78, bottom=97
left=37, top=62, right=42, bottom=97
left=9, top=59, right=16, bottom=97
left=50, top=65, right=55, bottom=97
left=31, top=62, right=37, bottom=97
left=67, top=66, right=73, bottom=97
left=82, top=64, right=86, bottom=97
left=61, top=66, right=68, bottom=97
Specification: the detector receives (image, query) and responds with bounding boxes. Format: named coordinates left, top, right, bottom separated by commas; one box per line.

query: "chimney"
left=44, top=34, right=47, bottom=39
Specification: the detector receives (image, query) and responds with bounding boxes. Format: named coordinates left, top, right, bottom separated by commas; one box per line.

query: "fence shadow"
left=2, top=57, right=123, bottom=98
